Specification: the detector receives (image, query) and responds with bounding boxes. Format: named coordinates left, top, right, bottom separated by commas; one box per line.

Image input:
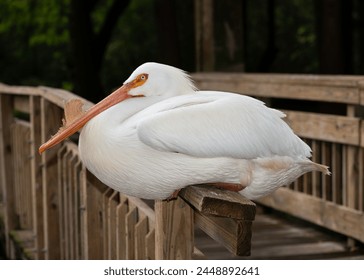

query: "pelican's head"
left=39, top=62, right=195, bottom=154
left=124, top=62, right=196, bottom=97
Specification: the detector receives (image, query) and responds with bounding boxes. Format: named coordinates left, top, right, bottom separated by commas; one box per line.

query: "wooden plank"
left=107, top=191, right=118, bottom=260
left=73, top=160, right=82, bottom=259
left=57, top=145, right=67, bottom=259
left=79, top=164, right=87, bottom=259
left=39, top=86, right=93, bottom=111
left=40, top=99, right=64, bottom=259
left=195, top=212, right=252, bottom=256
left=145, top=229, right=155, bottom=260
left=102, top=188, right=113, bottom=259
left=258, top=188, right=364, bottom=243
left=85, top=171, right=108, bottom=259
left=135, top=216, right=148, bottom=260
left=116, top=197, right=128, bottom=259
left=155, top=197, right=194, bottom=260
left=11, top=120, right=32, bottom=229
left=0, top=94, right=17, bottom=257
left=284, top=111, right=360, bottom=145
left=346, top=145, right=359, bottom=209
left=0, top=83, right=44, bottom=96
left=126, top=204, right=137, bottom=260
left=192, top=73, right=363, bottom=104
left=179, top=185, right=255, bottom=220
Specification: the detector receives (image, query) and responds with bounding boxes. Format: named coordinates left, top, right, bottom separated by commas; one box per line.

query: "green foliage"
left=0, top=0, right=70, bottom=87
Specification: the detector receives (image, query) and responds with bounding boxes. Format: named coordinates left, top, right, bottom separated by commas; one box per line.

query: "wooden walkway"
left=195, top=207, right=364, bottom=260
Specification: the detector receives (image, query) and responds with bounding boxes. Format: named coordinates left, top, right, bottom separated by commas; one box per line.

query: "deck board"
left=195, top=208, right=364, bottom=260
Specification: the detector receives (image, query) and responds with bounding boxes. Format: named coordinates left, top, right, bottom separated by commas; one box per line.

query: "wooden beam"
left=284, top=110, right=360, bottom=145
left=180, top=185, right=256, bottom=256
left=179, top=185, right=255, bottom=220
left=155, top=197, right=194, bottom=259
left=192, top=73, right=363, bottom=104
left=195, top=212, right=253, bottom=256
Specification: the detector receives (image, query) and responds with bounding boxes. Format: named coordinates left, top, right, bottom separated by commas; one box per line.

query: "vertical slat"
left=74, top=160, right=82, bottom=259
left=30, top=96, right=42, bottom=259
left=108, top=191, right=119, bottom=260
left=63, top=150, right=72, bottom=259
left=85, top=173, right=108, bottom=259
left=155, top=197, right=194, bottom=260
left=135, top=215, right=148, bottom=259
left=321, top=141, right=332, bottom=201
left=102, top=188, right=113, bottom=259
left=126, top=204, right=137, bottom=259
left=359, top=148, right=364, bottom=211
left=79, top=164, right=87, bottom=259
left=57, top=145, right=67, bottom=259
left=311, top=140, right=321, bottom=198
left=116, top=197, right=128, bottom=259
left=346, top=145, right=358, bottom=209
left=145, top=228, right=155, bottom=260
left=12, top=121, right=32, bottom=229
left=68, top=154, right=78, bottom=259
left=40, top=98, right=63, bottom=259
left=0, top=94, right=17, bottom=257
left=332, top=143, right=343, bottom=205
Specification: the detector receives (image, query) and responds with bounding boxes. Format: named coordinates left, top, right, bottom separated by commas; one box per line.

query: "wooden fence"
left=0, top=83, right=255, bottom=260
left=193, top=73, right=364, bottom=245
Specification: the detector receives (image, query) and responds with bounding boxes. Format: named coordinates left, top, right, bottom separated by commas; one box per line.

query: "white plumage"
left=40, top=62, right=329, bottom=200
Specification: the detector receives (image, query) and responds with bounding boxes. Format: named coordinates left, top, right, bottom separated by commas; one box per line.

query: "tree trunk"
left=68, top=0, right=131, bottom=102
left=155, top=0, right=181, bottom=67
left=316, top=0, right=353, bottom=74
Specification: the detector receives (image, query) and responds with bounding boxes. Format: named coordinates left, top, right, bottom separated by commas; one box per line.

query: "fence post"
left=0, top=94, right=17, bottom=257
left=155, top=197, right=194, bottom=259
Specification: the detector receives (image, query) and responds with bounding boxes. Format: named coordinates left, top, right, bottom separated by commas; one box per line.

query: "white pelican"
left=39, top=62, right=329, bottom=200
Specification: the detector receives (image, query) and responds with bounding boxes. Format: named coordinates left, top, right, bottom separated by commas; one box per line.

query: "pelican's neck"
left=86, top=95, right=166, bottom=129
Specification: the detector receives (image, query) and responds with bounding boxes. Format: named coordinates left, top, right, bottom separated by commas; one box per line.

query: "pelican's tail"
left=239, top=156, right=330, bottom=200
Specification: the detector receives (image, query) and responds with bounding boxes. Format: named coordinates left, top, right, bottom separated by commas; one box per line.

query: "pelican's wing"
left=136, top=91, right=311, bottom=159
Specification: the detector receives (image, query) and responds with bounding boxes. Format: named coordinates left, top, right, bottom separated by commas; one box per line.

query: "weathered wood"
left=79, top=163, right=87, bottom=259
left=0, top=94, right=17, bottom=257
left=135, top=215, right=148, bottom=260
left=125, top=204, right=137, bottom=260
left=192, top=73, right=364, bottom=104
left=85, top=172, right=108, bottom=259
left=180, top=185, right=256, bottom=220
left=107, top=191, right=118, bottom=260
left=284, top=110, right=360, bottom=145
left=40, top=99, right=64, bottom=259
left=155, top=197, right=194, bottom=259
left=30, top=96, right=44, bottom=259
left=11, top=120, right=32, bottom=230
left=195, top=212, right=253, bottom=256
left=258, top=188, right=364, bottom=243
left=116, top=197, right=128, bottom=259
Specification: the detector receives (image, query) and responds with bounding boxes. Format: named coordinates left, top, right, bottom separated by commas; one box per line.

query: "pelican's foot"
left=164, top=189, right=181, bottom=201
left=207, top=182, right=245, bottom=192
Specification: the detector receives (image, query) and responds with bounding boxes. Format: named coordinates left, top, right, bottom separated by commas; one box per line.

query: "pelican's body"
left=40, top=62, right=329, bottom=200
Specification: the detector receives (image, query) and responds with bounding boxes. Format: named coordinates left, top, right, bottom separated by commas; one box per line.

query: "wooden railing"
left=0, top=83, right=255, bottom=260
left=193, top=73, right=364, bottom=245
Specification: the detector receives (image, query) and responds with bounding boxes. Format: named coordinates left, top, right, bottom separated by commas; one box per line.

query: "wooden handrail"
left=0, top=82, right=256, bottom=259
